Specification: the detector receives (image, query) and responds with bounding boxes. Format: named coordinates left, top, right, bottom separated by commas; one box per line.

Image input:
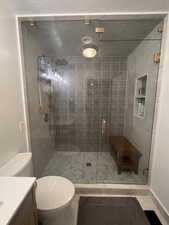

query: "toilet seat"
left=35, top=176, right=75, bottom=211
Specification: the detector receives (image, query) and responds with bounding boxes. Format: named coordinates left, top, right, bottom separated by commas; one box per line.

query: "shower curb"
left=75, top=184, right=150, bottom=196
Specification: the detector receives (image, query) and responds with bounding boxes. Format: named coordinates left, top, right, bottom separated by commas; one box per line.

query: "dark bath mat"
left=77, top=197, right=150, bottom=225
left=144, top=210, right=162, bottom=225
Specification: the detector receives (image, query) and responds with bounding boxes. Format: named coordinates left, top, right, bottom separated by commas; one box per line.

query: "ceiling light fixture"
left=82, top=43, right=98, bottom=58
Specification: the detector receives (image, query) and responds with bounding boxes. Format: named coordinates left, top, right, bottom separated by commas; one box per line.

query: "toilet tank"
left=0, top=153, right=34, bottom=177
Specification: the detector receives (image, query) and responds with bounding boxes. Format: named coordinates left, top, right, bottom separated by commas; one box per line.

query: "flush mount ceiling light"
left=82, top=43, right=98, bottom=58
left=81, top=24, right=99, bottom=58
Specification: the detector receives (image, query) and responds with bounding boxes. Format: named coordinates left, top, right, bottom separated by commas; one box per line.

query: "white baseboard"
left=150, top=188, right=169, bottom=223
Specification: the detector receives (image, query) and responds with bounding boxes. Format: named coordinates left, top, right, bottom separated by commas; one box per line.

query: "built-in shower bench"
left=109, top=136, right=142, bottom=174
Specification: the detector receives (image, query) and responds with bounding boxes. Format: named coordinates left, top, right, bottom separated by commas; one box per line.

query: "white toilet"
left=36, top=176, right=75, bottom=225
left=0, top=153, right=75, bottom=225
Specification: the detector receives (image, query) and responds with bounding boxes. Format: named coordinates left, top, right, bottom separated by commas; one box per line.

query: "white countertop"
left=0, top=177, right=36, bottom=225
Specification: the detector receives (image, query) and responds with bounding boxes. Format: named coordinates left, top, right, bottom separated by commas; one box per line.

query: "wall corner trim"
left=150, top=188, right=169, bottom=223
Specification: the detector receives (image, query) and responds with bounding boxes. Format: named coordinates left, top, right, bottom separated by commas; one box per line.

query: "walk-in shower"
left=21, top=18, right=163, bottom=184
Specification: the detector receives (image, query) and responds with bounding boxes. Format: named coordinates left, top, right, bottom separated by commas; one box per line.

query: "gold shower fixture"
left=95, top=27, right=105, bottom=33
left=158, top=25, right=164, bottom=33
left=84, top=19, right=92, bottom=25
left=101, top=119, right=106, bottom=136
left=154, top=52, right=161, bottom=64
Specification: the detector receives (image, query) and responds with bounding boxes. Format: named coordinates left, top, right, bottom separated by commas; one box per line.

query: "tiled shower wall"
left=124, top=23, right=162, bottom=173
left=49, top=56, right=127, bottom=152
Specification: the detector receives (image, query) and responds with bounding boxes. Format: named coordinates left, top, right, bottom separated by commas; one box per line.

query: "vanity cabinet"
left=9, top=186, right=38, bottom=225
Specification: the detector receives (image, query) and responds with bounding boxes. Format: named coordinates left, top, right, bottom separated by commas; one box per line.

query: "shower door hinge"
left=153, top=52, right=161, bottom=64
left=95, top=27, right=105, bottom=33
left=158, top=25, right=164, bottom=33
left=143, top=168, right=149, bottom=177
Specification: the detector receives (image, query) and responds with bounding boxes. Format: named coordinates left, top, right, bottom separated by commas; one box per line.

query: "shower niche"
left=134, top=74, right=147, bottom=118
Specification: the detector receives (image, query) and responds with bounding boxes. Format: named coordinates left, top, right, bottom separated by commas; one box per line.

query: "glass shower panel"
left=21, top=18, right=163, bottom=184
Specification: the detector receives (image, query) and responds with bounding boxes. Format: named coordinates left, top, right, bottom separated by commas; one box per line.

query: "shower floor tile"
left=41, top=151, right=146, bottom=184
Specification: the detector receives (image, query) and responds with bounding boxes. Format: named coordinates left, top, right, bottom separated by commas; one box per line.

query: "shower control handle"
left=101, top=119, right=106, bottom=136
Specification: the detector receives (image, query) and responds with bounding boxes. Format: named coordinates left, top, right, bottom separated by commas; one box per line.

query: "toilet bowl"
left=36, top=176, right=75, bottom=225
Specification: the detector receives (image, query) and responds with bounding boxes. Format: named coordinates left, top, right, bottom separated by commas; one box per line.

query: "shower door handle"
left=101, top=119, right=106, bottom=136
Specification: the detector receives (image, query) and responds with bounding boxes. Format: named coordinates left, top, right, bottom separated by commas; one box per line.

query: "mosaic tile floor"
left=41, top=151, right=147, bottom=184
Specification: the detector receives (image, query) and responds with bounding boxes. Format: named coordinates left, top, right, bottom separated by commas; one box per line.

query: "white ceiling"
left=22, top=19, right=162, bottom=57
left=6, top=0, right=169, bottom=15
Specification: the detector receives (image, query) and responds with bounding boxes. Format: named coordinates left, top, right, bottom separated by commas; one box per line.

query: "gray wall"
left=0, top=2, right=27, bottom=167
left=7, top=0, right=169, bottom=14
left=22, top=25, right=55, bottom=176
left=124, top=24, right=162, bottom=173
left=50, top=56, right=127, bottom=152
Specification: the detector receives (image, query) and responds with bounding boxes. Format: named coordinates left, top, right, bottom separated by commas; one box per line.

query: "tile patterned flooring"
left=41, top=151, right=146, bottom=184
